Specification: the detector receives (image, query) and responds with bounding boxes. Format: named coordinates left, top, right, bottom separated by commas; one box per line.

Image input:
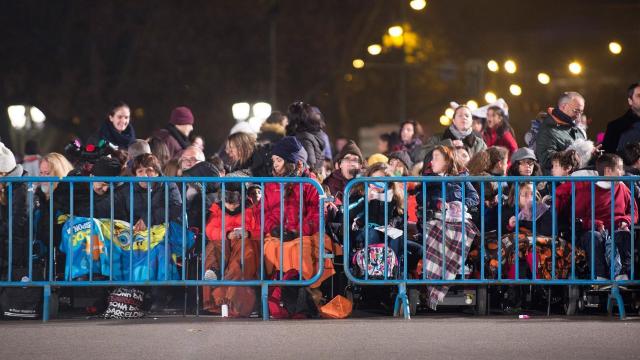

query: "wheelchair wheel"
left=475, top=285, right=488, bottom=316
left=563, top=285, right=580, bottom=316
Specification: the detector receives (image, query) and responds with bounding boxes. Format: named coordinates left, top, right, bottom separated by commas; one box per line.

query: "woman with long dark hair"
left=99, top=101, right=136, bottom=149
left=483, top=106, right=518, bottom=159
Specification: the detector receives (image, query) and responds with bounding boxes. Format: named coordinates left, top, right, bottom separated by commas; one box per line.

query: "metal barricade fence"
left=342, top=175, right=640, bottom=319
left=0, top=176, right=329, bottom=322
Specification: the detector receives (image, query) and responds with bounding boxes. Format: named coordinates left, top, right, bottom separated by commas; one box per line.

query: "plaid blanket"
left=417, top=219, right=478, bottom=310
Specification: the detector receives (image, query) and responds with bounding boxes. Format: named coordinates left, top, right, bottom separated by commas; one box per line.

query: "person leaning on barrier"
left=114, top=154, right=182, bottom=231
left=261, top=136, right=342, bottom=291
left=555, top=153, right=638, bottom=281
left=602, top=82, right=640, bottom=154
left=534, top=92, right=588, bottom=174
left=0, top=142, right=31, bottom=278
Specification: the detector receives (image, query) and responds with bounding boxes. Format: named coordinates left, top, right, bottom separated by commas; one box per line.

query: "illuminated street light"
left=609, top=41, right=622, bottom=55
left=537, top=72, right=551, bottom=85
left=410, top=0, right=427, bottom=11
left=353, top=59, right=365, bottom=69
left=568, top=61, right=582, bottom=75
left=7, top=105, right=27, bottom=129
left=388, top=25, right=404, bottom=37
left=466, top=100, right=479, bottom=110
left=367, top=44, right=382, bottom=56
left=29, top=106, right=46, bottom=123
left=439, top=115, right=451, bottom=126
left=252, top=102, right=272, bottom=120
left=445, top=108, right=455, bottom=119
left=509, top=84, right=522, bottom=96
left=487, top=60, right=499, bottom=72
left=504, top=60, right=517, bottom=74
left=232, top=102, right=251, bottom=121
left=484, top=91, right=497, bottom=103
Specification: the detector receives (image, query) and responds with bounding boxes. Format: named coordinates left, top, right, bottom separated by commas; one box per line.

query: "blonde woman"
left=39, top=152, right=73, bottom=199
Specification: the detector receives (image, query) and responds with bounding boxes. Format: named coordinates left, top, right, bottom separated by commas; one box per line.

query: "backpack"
left=352, top=244, right=398, bottom=279
left=268, top=269, right=318, bottom=319
left=102, top=287, right=145, bottom=319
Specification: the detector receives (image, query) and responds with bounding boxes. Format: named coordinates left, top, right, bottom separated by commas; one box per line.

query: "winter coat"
left=52, top=168, right=119, bottom=219
left=415, top=173, right=480, bottom=219
left=295, top=131, right=325, bottom=172
left=228, top=143, right=273, bottom=177
left=0, top=165, right=30, bottom=268
left=323, top=170, right=351, bottom=204
left=114, top=181, right=182, bottom=226
left=441, top=127, right=487, bottom=158
left=182, top=161, right=221, bottom=230
left=393, top=138, right=423, bottom=164
left=257, top=122, right=286, bottom=144
left=261, top=180, right=320, bottom=236
left=602, top=109, right=640, bottom=154
left=99, top=120, right=136, bottom=149
left=535, top=110, right=586, bottom=174
left=483, top=127, right=518, bottom=158
left=555, top=180, right=638, bottom=231
left=152, top=124, right=191, bottom=160
left=205, top=203, right=260, bottom=242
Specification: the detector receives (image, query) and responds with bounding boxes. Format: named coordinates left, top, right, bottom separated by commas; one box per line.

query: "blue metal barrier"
left=342, top=175, right=640, bottom=319
left=0, top=176, right=328, bottom=322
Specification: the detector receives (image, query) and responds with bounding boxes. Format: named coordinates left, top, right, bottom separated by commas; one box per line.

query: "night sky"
left=1, top=0, right=639, bottom=155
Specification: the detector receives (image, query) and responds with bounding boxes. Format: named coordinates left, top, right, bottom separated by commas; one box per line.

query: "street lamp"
left=609, top=41, right=622, bottom=55
left=445, top=108, right=454, bottom=119
left=367, top=44, right=382, bottom=56
left=537, top=73, right=551, bottom=85
left=410, top=0, right=427, bottom=11
left=568, top=61, right=582, bottom=75
left=487, top=60, right=499, bottom=72
left=504, top=60, right=517, bottom=74
left=7, top=105, right=27, bottom=130
left=466, top=100, right=478, bottom=110
left=353, top=59, right=365, bottom=69
left=232, top=102, right=251, bottom=121
left=388, top=25, right=404, bottom=37
left=509, top=84, right=522, bottom=96
left=484, top=91, right=497, bottom=103
left=439, top=115, right=451, bottom=126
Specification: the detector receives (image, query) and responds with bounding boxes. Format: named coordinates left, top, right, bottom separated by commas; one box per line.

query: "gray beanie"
left=0, top=142, right=17, bottom=173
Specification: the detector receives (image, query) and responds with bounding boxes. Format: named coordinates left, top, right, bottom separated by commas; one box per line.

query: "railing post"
left=42, top=285, right=51, bottom=322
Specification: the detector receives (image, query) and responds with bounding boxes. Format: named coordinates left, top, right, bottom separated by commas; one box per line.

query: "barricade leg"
left=608, top=285, right=626, bottom=320
left=42, top=285, right=51, bottom=323
left=261, top=283, right=269, bottom=321
left=393, top=283, right=410, bottom=320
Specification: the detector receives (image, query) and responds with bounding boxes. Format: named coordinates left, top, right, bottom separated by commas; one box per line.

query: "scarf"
left=448, top=125, right=473, bottom=140
left=100, top=120, right=136, bottom=149
left=166, top=123, right=191, bottom=150
left=551, top=108, right=576, bottom=127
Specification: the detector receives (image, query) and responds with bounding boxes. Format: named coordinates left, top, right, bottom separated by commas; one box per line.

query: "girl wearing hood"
left=203, top=181, right=260, bottom=317
left=99, top=102, right=136, bottom=149
left=262, top=136, right=341, bottom=291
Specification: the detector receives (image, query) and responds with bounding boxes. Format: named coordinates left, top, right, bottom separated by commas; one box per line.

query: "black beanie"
left=92, top=156, right=122, bottom=177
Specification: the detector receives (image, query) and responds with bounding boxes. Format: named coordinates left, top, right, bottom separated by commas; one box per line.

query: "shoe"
left=614, top=274, right=629, bottom=281
left=204, top=269, right=218, bottom=281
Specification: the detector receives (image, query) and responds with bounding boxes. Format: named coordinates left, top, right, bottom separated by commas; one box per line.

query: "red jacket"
left=205, top=203, right=260, bottom=242
left=555, top=181, right=638, bottom=230
left=261, top=181, right=320, bottom=236
left=483, top=128, right=518, bottom=158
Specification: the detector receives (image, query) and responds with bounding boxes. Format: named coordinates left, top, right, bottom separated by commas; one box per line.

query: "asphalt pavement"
left=1, top=315, right=639, bottom=360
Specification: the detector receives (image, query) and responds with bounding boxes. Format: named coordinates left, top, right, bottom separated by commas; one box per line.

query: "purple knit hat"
left=170, top=106, right=194, bottom=125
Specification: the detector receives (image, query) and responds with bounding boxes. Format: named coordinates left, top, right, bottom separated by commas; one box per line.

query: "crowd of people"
left=0, top=82, right=639, bottom=318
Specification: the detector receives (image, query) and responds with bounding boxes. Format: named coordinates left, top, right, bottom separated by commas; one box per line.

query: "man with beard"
left=323, top=140, right=363, bottom=205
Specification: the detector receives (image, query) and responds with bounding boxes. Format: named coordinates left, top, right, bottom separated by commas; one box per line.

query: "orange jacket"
left=205, top=203, right=261, bottom=242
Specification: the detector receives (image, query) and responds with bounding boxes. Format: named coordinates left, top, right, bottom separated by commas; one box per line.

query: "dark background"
left=1, top=0, right=639, bottom=156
